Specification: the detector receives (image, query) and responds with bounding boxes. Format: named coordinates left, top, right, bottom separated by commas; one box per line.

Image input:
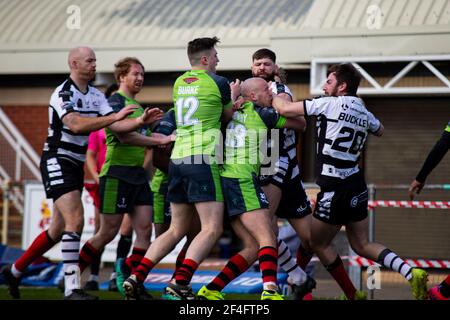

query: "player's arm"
left=283, top=117, right=306, bottom=131
left=62, top=105, right=137, bottom=134
left=85, top=134, right=99, bottom=183
left=153, top=143, right=173, bottom=173
left=221, top=107, right=234, bottom=123
left=272, top=96, right=305, bottom=118
left=372, top=123, right=384, bottom=137
left=409, top=127, right=450, bottom=199
left=414, top=130, right=450, bottom=184
left=114, top=131, right=175, bottom=147
left=272, top=83, right=307, bottom=132
left=108, top=107, right=163, bottom=133
left=85, top=150, right=99, bottom=183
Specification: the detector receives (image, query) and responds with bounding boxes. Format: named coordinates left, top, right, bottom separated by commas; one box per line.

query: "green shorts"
left=221, top=173, right=269, bottom=217
left=99, top=176, right=153, bottom=214
left=152, top=182, right=171, bottom=224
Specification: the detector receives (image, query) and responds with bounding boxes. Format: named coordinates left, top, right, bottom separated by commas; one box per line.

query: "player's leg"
left=174, top=201, right=224, bottom=284
left=108, top=213, right=132, bottom=291
left=198, top=218, right=258, bottom=300
left=310, top=215, right=360, bottom=299
left=79, top=214, right=122, bottom=273
left=346, top=217, right=428, bottom=300
left=55, top=190, right=97, bottom=299
left=123, top=202, right=194, bottom=298
left=429, top=274, right=450, bottom=300
left=1, top=206, right=64, bottom=299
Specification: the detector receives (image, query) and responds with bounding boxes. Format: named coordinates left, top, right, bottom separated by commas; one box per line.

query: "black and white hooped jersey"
left=43, top=78, right=114, bottom=162
left=304, top=95, right=381, bottom=188
left=268, top=82, right=300, bottom=181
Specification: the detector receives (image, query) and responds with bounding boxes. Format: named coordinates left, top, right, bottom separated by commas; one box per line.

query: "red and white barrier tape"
left=368, top=200, right=450, bottom=209
left=348, top=256, right=450, bottom=269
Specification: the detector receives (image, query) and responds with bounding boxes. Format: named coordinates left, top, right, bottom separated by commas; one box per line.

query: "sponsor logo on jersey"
left=183, top=77, right=199, bottom=84
left=58, top=90, right=73, bottom=98
left=61, top=101, right=75, bottom=110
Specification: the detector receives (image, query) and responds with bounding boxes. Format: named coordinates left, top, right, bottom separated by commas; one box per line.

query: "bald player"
left=1, top=46, right=161, bottom=300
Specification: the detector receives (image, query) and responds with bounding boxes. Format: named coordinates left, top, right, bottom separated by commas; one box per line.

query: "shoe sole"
left=123, top=281, right=136, bottom=299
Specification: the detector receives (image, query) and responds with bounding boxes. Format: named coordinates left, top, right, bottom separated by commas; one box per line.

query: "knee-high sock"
left=207, top=254, right=249, bottom=291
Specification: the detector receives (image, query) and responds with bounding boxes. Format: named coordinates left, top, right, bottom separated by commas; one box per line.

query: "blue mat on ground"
left=1, top=245, right=289, bottom=294
left=0, top=244, right=63, bottom=287
left=100, top=269, right=289, bottom=294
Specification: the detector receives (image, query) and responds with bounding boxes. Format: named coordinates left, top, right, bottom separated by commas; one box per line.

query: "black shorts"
left=313, top=182, right=368, bottom=225
left=259, top=156, right=291, bottom=189
left=167, top=156, right=223, bottom=204
left=275, top=177, right=312, bottom=219
left=40, top=154, right=84, bottom=201
left=99, top=176, right=153, bottom=214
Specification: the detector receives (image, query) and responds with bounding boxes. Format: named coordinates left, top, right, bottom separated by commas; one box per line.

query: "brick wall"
left=2, top=105, right=48, bottom=155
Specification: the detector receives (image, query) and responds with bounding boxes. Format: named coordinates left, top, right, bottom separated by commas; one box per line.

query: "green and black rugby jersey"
left=171, top=69, right=232, bottom=159
left=100, top=91, right=150, bottom=184
left=221, top=101, right=286, bottom=179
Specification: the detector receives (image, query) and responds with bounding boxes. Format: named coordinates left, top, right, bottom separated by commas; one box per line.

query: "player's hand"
left=152, top=132, right=176, bottom=147
left=230, top=79, right=241, bottom=102
left=233, top=96, right=245, bottom=111
left=139, top=107, right=164, bottom=125
left=114, top=104, right=139, bottom=121
left=408, top=179, right=424, bottom=200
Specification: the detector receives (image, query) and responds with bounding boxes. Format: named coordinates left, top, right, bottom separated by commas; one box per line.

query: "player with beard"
left=271, top=63, right=428, bottom=300
left=75, top=57, right=174, bottom=299
left=0, top=48, right=156, bottom=300
left=251, top=48, right=316, bottom=299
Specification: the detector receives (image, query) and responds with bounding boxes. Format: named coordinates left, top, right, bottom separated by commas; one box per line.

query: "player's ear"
left=200, top=55, right=209, bottom=66
left=339, top=81, right=347, bottom=94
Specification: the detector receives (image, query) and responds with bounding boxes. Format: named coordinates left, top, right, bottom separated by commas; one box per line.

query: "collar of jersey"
left=117, top=90, right=139, bottom=105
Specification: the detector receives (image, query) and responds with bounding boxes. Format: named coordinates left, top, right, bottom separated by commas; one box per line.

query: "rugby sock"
left=14, top=230, right=57, bottom=275
left=377, top=248, right=412, bottom=280
left=79, top=241, right=100, bottom=273
left=126, top=247, right=147, bottom=273
left=278, top=239, right=307, bottom=284
left=325, top=255, right=357, bottom=300
left=258, top=246, right=278, bottom=290
left=89, top=248, right=103, bottom=277
left=206, top=254, right=249, bottom=291
left=175, top=259, right=199, bottom=286
left=88, top=274, right=99, bottom=282
left=296, top=244, right=314, bottom=270
left=134, top=257, right=155, bottom=282
left=61, top=231, right=82, bottom=296
left=171, top=248, right=187, bottom=279
left=439, top=274, right=450, bottom=298
left=116, top=234, right=132, bottom=259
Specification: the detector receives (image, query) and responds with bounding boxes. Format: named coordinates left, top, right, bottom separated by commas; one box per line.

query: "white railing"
left=310, top=55, right=450, bottom=96
left=0, top=106, right=41, bottom=218
left=0, top=107, right=41, bottom=182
